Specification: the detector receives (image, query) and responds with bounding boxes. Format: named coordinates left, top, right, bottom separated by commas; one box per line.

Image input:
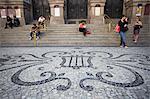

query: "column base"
left=50, top=16, right=64, bottom=24
left=90, top=16, right=104, bottom=24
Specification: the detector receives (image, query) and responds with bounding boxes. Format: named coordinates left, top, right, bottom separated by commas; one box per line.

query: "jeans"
left=30, top=31, right=40, bottom=38
left=119, top=31, right=126, bottom=47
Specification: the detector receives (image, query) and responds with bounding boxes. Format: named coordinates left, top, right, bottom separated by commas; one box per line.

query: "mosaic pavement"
left=0, top=47, right=150, bottom=99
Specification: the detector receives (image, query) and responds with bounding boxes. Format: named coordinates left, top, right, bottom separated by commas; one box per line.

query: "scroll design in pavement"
left=0, top=50, right=149, bottom=91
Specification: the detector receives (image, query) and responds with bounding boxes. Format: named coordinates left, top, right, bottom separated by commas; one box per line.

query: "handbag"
left=115, top=24, right=120, bottom=33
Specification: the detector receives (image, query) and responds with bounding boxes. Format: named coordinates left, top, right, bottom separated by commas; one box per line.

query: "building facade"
left=0, top=0, right=33, bottom=27
left=0, top=0, right=149, bottom=27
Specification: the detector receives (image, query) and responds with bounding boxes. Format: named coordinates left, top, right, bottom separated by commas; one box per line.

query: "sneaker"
left=36, top=36, right=40, bottom=40
left=134, top=40, right=137, bottom=43
left=124, top=46, right=128, bottom=48
left=29, top=37, right=33, bottom=40
left=120, top=45, right=123, bottom=48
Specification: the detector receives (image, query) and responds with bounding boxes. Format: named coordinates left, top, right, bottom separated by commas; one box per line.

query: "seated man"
left=5, top=16, right=13, bottom=29
left=38, top=16, right=45, bottom=28
left=13, top=16, right=20, bottom=27
left=29, top=24, right=40, bottom=40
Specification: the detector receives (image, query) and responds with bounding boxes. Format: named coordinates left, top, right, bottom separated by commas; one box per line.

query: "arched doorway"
left=104, top=0, right=124, bottom=18
left=144, top=4, right=150, bottom=15
left=32, top=0, right=50, bottom=20
left=65, top=0, right=88, bottom=23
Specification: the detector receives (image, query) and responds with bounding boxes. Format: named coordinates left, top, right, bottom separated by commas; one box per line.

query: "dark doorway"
left=144, top=4, right=150, bottom=15
left=104, top=0, right=124, bottom=18
left=32, top=0, right=50, bottom=20
left=67, top=0, right=88, bottom=19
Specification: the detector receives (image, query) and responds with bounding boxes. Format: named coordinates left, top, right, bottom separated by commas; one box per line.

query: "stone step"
left=1, top=32, right=149, bottom=38
left=1, top=23, right=149, bottom=47
left=1, top=41, right=149, bottom=47
left=1, top=32, right=150, bottom=37
left=1, top=37, right=149, bottom=43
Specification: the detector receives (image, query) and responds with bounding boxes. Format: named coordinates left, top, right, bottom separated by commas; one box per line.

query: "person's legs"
left=36, top=31, right=40, bottom=40
left=135, top=34, right=139, bottom=42
left=9, top=22, right=13, bottom=29
left=14, top=21, right=18, bottom=27
left=36, top=31, right=40, bottom=36
left=36, top=32, right=40, bottom=37
left=119, top=32, right=123, bottom=47
left=122, top=32, right=127, bottom=47
left=5, top=23, right=8, bottom=29
left=133, top=34, right=136, bottom=41
left=83, top=28, right=87, bottom=36
left=120, top=31, right=127, bottom=47
left=134, top=29, right=140, bottom=42
left=29, top=32, right=33, bottom=40
left=120, top=36, right=123, bottom=46
left=79, top=28, right=83, bottom=32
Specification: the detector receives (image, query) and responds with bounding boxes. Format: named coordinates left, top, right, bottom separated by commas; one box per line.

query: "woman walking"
left=133, top=17, right=142, bottom=43
left=118, top=15, right=129, bottom=48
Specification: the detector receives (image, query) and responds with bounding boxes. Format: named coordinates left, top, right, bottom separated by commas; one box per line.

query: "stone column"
left=89, top=0, right=106, bottom=24
left=49, top=0, right=64, bottom=24
left=0, top=0, right=26, bottom=27
left=125, top=0, right=147, bottom=23
left=20, top=4, right=26, bottom=26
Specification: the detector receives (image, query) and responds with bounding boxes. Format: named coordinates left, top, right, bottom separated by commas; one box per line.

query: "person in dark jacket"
left=5, top=16, right=13, bottom=29
left=13, top=16, right=20, bottom=27
left=118, top=15, right=128, bottom=48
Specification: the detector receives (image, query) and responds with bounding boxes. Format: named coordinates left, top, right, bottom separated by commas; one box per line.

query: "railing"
left=103, top=14, right=116, bottom=32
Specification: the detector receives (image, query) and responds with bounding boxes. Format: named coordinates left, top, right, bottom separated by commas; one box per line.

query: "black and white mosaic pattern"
left=0, top=47, right=150, bottom=99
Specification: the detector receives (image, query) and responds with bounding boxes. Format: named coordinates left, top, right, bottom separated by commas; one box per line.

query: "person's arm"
left=83, top=24, right=86, bottom=28
left=139, top=21, right=142, bottom=26
left=38, top=18, right=41, bottom=22
left=118, top=21, right=123, bottom=28
left=30, top=28, right=33, bottom=32
left=79, top=24, right=82, bottom=28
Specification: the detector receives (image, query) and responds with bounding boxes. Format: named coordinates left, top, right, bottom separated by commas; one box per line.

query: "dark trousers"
left=5, top=22, right=13, bottom=29
left=14, top=21, right=20, bottom=27
left=30, top=32, right=40, bottom=38
left=79, top=28, right=87, bottom=36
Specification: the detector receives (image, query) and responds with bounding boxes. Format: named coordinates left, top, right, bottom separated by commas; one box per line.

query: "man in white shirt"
left=38, top=16, right=45, bottom=28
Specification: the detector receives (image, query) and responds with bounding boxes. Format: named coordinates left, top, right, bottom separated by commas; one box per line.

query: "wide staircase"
left=0, top=24, right=118, bottom=47
left=0, top=17, right=149, bottom=47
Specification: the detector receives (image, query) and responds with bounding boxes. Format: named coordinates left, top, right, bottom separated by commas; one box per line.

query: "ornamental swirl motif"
left=0, top=50, right=149, bottom=92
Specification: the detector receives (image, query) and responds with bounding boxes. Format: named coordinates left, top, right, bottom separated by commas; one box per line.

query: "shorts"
left=134, top=29, right=140, bottom=35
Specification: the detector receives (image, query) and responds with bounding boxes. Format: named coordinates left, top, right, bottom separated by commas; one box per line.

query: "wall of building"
left=125, top=0, right=150, bottom=23
left=0, top=0, right=149, bottom=27
left=0, top=0, right=33, bottom=28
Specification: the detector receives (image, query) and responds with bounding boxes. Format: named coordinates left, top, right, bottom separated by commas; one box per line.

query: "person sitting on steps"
left=13, top=16, right=20, bottom=27
left=29, top=24, right=40, bottom=40
left=5, top=16, right=13, bottom=29
left=79, top=22, right=87, bottom=36
left=38, top=15, right=45, bottom=28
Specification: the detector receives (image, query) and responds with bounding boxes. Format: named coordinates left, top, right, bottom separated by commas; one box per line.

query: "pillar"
left=49, top=0, right=64, bottom=24
left=124, top=0, right=148, bottom=23
left=89, top=0, right=106, bottom=24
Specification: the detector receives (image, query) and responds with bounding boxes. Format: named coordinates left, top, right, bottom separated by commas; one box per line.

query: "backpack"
left=115, top=24, right=120, bottom=33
